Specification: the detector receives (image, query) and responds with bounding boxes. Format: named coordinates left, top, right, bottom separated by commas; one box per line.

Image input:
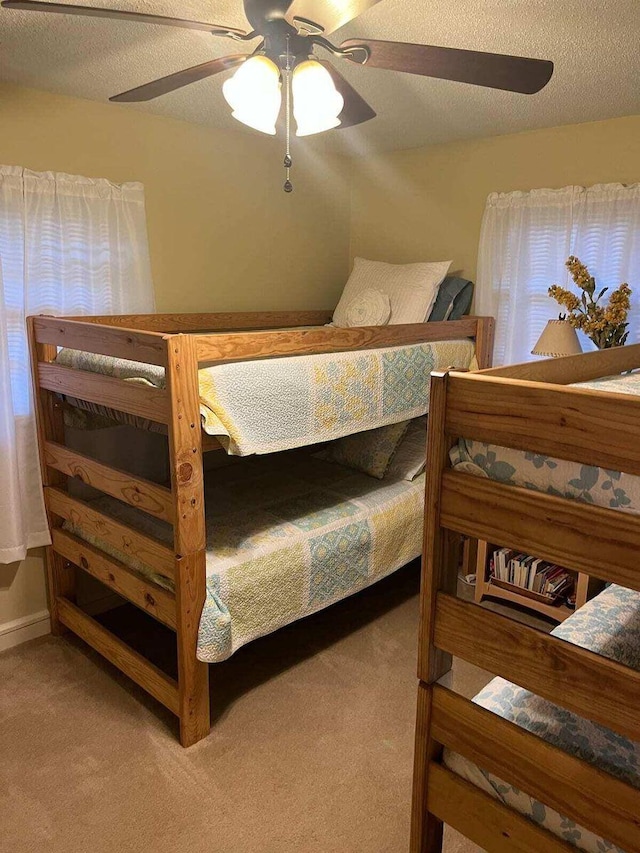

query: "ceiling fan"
left=2, top=0, right=554, bottom=189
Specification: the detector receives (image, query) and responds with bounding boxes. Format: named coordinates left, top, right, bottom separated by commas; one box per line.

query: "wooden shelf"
left=474, top=540, right=595, bottom=623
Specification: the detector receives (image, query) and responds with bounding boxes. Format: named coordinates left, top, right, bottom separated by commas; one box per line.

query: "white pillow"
left=333, top=257, right=452, bottom=327
left=344, top=288, right=391, bottom=327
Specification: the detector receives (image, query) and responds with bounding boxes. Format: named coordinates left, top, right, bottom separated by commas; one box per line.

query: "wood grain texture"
left=32, top=316, right=167, bottom=365
left=427, top=764, right=576, bottom=853
left=194, top=318, right=483, bottom=363
left=434, top=592, right=640, bottom=742
left=482, top=341, right=640, bottom=383
left=441, top=471, right=640, bottom=591
left=445, top=372, right=640, bottom=476
left=38, top=362, right=170, bottom=424
left=418, top=374, right=457, bottom=683
left=27, top=319, right=76, bottom=635
left=410, top=373, right=457, bottom=853
left=431, top=685, right=640, bottom=851
left=473, top=316, right=495, bottom=370
left=166, top=335, right=209, bottom=747
left=46, top=487, right=175, bottom=582
left=44, top=441, right=175, bottom=523
left=52, top=529, right=176, bottom=629
left=57, top=596, right=179, bottom=714
left=65, top=311, right=334, bottom=332
left=410, top=684, right=444, bottom=853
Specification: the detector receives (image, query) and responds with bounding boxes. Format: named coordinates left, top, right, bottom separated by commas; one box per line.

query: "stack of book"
left=490, top=548, right=574, bottom=601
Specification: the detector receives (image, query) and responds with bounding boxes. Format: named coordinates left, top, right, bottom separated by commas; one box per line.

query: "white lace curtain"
left=475, top=183, right=640, bottom=366
left=0, top=167, right=155, bottom=563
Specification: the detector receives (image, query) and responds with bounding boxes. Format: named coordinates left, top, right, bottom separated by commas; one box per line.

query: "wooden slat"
left=56, top=596, right=179, bottom=714
left=433, top=592, right=640, bottom=742
left=427, top=763, right=576, bottom=853
left=65, top=310, right=335, bottom=332
left=38, top=362, right=170, bottom=424
left=440, top=470, right=640, bottom=591
left=482, top=341, right=640, bottom=383
left=46, top=487, right=175, bottom=582
left=445, top=371, right=640, bottom=476
left=431, top=685, right=640, bottom=851
left=32, top=316, right=167, bottom=365
left=194, top=318, right=481, bottom=363
left=44, top=441, right=175, bottom=524
left=52, top=529, right=176, bottom=629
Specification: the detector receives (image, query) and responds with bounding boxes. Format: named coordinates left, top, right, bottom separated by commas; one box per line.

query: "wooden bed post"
left=165, top=334, right=210, bottom=747
left=474, top=316, right=495, bottom=370
left=411, top=371, right=458, bottom=853
left=27, top=316, right=76, bottom=635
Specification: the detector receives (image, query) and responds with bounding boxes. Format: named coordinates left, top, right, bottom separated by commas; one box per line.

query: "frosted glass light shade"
left=532, top=320, right=583, bottom=357
left=223, top=56, right=282, bottom=135
left=292, top=60, right=344, bottom=137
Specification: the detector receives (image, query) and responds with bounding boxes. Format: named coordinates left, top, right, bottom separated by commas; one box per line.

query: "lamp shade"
left=532, top=320, right=583, bottom=358
left=292, top=59, right=344, bottom=137
left=222, top=56, right=282, bottom=135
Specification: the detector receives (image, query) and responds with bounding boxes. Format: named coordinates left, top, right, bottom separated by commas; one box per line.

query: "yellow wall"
left=0, top=83, right=351, bottom=312
left=0, top=82, right=351, bottom=637
left=349, top=115, right=640, bottom=284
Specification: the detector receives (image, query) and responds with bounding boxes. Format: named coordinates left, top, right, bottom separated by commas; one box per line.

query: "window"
left=0, top=166, right=155, bottom=563
left=476, top=183, right=640, bottom=366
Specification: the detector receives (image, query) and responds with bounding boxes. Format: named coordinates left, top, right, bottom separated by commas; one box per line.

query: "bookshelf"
left=474, top=540, right=599, bottom=622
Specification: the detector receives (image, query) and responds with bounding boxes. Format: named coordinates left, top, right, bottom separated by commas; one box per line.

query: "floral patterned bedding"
left=450, top=371, right=640, bottom=514
left=65, top=452, right=425, bottom=663
left=444, top=583, right=640, bottom=852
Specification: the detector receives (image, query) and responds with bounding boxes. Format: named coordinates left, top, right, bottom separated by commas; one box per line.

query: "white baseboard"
left=0, top=610, right=51, bottom=653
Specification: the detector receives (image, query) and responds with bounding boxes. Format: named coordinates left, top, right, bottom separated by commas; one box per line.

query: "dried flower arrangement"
left=549, top=256, right=632, bottom=349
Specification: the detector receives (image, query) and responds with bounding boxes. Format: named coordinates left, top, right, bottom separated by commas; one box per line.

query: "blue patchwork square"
left=382, top=346, right=434, bottom=415
left=308, top=521, right=371, bottom=605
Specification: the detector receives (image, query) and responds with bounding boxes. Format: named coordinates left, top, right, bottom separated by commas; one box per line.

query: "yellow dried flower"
left=548, top=258, right=632, bottom=349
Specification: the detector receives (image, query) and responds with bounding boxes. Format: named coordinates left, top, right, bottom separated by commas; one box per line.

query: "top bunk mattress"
left=57, top=338, right=475, bottom=456
left=450, top=371, right=640, bottom=515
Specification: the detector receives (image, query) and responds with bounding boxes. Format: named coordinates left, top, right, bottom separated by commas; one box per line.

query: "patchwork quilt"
left=450, top=371, right=640, bottom=515
left=445, top=583, right=640, bottom=852
left=56, top=338, right=475, bottom=455
left=64, top=453, right=425, bottom=662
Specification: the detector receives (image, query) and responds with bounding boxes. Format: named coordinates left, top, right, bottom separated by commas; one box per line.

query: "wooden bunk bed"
left=411, top=344, right=640, bottom=853
left=28, top=310, right=495, bottom=748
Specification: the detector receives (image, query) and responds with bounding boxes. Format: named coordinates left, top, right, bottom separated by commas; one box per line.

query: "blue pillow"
left=428, top=276, right=474, bottom=322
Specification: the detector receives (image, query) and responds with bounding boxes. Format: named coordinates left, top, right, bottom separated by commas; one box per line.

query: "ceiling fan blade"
left=340, top=39, right=554, bottom=94
left=0, top=0, right=248, bottom=37
left=318, top=60, right=376, bottom=129
left=285, top=0, right=383, bottom=35
left=110, top=55, right=247, bottom=103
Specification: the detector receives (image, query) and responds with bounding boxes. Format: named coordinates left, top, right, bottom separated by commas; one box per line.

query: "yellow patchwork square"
left=226, top=543, right=306, bottom=638
left=370, top=492, right=423, bottom=577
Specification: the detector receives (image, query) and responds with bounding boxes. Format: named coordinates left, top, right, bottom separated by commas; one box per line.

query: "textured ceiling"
left=1, top=0, right=640, bottom=154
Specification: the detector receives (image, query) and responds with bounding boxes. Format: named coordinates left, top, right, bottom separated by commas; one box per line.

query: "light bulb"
left=292, top=59, right=344, bottom=137
left=223, top=55, right=282, bottom=136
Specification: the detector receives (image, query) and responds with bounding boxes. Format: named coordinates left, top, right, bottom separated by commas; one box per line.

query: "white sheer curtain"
left=0, top=167, right=155, bottom=563
left=476, top=183, right=640, bottom=366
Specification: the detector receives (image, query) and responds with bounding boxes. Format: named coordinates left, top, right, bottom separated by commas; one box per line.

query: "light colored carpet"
left=0, top=563, right=490, bottom=853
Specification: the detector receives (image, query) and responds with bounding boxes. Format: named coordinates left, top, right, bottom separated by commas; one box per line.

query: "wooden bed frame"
left=28, top=310, right=495, bottom=748
left=411, top=343, right=640, bottom=853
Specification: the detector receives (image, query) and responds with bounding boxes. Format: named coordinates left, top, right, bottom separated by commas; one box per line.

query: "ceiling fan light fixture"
left=292, top=59, right=344, bottom=137
left=222, top=55, right=282, bottom=135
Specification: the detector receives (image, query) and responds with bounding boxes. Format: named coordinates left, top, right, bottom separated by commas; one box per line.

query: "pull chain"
left=283, top=35, right=293, bottom=193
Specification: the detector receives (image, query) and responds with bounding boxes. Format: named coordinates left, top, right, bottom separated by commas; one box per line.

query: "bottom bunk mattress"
left=444, top=583, right=640, bottom=853
left=65, top=453, right=425, bottom=663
